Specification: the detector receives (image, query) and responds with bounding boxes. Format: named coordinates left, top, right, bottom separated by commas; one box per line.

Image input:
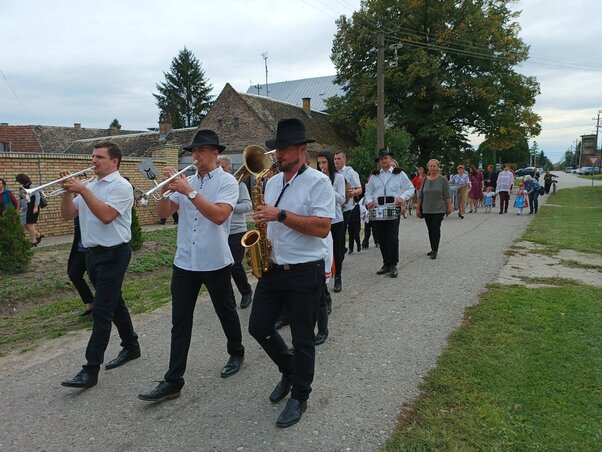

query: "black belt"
left=86, top=242, right=129, bottom=254
left=271, top=259, right=323, bottom=271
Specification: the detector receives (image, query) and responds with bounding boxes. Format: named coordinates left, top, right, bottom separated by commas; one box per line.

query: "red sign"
left=588, top=156, right=600, bottom=166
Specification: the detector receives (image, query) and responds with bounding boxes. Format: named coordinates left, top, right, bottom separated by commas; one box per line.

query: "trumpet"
left=20, top=166, right=96, bottom=201
left=136, top=161, right=198, bottom=206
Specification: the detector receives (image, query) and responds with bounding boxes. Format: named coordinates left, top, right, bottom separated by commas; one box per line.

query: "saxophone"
left=238, top=145, right=276, bottom=279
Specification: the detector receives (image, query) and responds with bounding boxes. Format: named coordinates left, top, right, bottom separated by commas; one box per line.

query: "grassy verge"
left=0, top=228, right=180, bottom=355
left=386, top=186, right=602, bottom=450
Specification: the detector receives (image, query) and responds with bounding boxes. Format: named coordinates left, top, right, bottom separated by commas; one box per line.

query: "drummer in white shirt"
left=364, top=148, right=415, bottom=278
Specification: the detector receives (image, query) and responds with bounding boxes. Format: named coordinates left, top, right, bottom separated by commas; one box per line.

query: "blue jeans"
left=528, top=191, right=539, bottom=213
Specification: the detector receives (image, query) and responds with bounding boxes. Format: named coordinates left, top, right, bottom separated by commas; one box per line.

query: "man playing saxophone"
left=138, top=129, right=245, bottom=402
left=248, top=118, right=335, bottom=428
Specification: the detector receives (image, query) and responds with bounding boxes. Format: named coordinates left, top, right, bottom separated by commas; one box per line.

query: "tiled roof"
left=63, top=127, right=198, bottom=157
left=238, top=90, right=354, bottom=149
left=0, top=125, right=41, bottom=152
left=245, top=75, right=344, bottom=112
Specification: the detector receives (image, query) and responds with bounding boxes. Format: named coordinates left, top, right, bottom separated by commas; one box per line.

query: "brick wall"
left=0, top=149, right=179, bottom=237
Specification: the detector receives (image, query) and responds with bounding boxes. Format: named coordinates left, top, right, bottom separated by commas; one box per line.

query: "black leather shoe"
left=376, top=265, right=390, bottom=275
left=221, top=355, right=243, bottom=378
left=105, top=346, right=141, bottom=370
left=429, top=252, right=437, bottom=260
left=348, top=249, right=354, bottom=255
left=427, top=251, right=435, bottom=257
left=240, top=292, right=252, bottom=309
left=275, top=318, right=289, bottom=330
left=276, top=398, right=307, bottom=428
left=361, top=242, right=369, bottom=249
left=390, top=266, right=398, bottom=278
left=315, top=329, right=329, bottom=346
left=333, top=277, right=342, bottom=293
left=61, top=369, right=98, bottom=388
left=269, top=374, right=293, bottom=403
left=79, top=308, right=93, bottom=317
left=138, top=380, right=183, bottom=402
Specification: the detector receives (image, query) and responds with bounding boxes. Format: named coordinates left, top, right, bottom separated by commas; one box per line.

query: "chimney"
left=74, top=123, right=81, bottom=129
left=302, top=97, right=311, bottom=117
left=159, top=111, right=172, bottom=139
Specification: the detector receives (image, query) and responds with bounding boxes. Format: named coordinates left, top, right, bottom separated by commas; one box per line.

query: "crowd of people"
left=0, top=117, right=559, bottom=430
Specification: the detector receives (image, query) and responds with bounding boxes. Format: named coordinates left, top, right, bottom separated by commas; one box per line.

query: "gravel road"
left=0, top=173, right=596, bottom=451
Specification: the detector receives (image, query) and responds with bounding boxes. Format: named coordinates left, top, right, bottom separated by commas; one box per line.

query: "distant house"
left=246, top=75, right=344, bottom=112
left=201, top=83, right=355, bottom=170
left=0, top=123, right=144, bottom=153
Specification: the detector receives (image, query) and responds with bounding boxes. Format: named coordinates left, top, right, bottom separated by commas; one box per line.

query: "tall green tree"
left=351, top=119, right=412, bottom=184
left=109, top=118, right=121, bottom=130
left=153, top=47, right=213, bottom=129
left=329, top=0, right=541, bottom=166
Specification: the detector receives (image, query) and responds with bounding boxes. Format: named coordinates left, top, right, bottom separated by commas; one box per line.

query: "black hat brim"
left=265, top=138, right=315, bottom=150
left=183, top=143, right=226, bottom=153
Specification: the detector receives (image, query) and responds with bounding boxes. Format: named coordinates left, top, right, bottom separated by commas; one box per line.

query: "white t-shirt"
left=265, top=166, right=335, bottom=265
left=332, top=172, right=345, bottom=224
left=74, top=171, right=133, bottom=248
left=339, top=165, right=361, bottom=212
left=170, top=166, right=239, bottom=271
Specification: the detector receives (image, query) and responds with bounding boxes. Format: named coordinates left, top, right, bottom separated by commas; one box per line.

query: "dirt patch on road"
left=498, top=241, right=602, bottom=288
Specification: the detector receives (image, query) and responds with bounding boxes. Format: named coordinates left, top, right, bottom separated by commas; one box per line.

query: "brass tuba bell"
left=233, top=145, right=275, bottom=183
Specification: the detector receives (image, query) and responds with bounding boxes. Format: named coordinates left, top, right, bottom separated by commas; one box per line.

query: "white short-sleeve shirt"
left=265, top=166, right=335, bottom=265
left=339, top=165, right=361, bottom=212
left=170, top=166, right=239, bottom=271
left=74, top=171, right=133, bottom=248
left=332, top=172, right=345, bottom=224
left=365, top=168, right=415, bottom=204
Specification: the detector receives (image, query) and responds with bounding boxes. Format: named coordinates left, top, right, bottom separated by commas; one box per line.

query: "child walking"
left=483, top=186, right=495, bottom=213
left=514, top=182, right=527, bottom=215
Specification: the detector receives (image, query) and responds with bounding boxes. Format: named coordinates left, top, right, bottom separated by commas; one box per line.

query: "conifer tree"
left=129, top=206, right=144, bottom=251
left=0, top=205, right=33, bottom=273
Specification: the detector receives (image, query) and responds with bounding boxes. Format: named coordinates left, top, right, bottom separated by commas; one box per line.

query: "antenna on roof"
left=261, top=51, right=269, bottom=97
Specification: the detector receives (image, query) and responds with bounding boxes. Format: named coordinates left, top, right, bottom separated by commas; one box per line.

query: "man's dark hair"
left=94, top=141, right=123, bottom=168
left=334, top=150, right=347, bottom=159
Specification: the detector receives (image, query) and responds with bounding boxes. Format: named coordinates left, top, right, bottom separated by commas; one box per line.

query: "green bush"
left=129, top=206, right=144, bottom=250
left=0, top=205, right=33, bottom=273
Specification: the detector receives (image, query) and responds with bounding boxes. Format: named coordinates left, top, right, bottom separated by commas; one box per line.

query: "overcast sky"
left=1, top=0, right=600, bottom=162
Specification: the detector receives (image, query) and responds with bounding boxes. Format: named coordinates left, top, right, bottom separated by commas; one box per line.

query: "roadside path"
left=0, top=173, right=596, bottom=451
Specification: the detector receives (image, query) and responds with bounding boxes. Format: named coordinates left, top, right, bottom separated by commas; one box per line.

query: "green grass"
left=385, top=284, right=602, bottom=451
left=560, top=259, right=602, bottom=272
left=387, top=186, right=602, bottom=451
left=578, top=173, right=602, bottom=180
left=523, top=186, right=602, bottom=253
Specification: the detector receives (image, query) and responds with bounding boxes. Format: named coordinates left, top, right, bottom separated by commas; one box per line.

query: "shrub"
left=130, top=206, right=144, bottom=250
left=0, top=205, right=33, bottom=273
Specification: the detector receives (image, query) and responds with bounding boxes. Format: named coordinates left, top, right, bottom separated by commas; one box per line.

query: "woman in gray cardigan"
left=416, top=159, right=453, bottom=259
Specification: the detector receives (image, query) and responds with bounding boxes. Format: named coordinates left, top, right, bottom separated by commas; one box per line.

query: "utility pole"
left=376, top=32, right=385, bottom=151
left=261, top=52, right=269, bottom=97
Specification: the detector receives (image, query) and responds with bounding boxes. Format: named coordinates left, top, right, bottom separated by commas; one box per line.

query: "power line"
left=0, top=69, right=34, bottom=121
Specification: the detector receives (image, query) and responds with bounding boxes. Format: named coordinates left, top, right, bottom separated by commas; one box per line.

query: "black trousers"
left=423, top=213, right=445, bottom=253
left=498, top=191, right=510, bottom=212
left=228, top=232, right=252, bottom=296
left=371, top=217, right=400, bottom=266
left=83, top=243, right=138, bottom=372
left=68, top=248, right=94, bottom=305
left=330, top=221, right=345, bottom=278
left=347, top=205, right=361, bottom=251
left=249, top=260, right=324, bottom=402
left=362, top=221, right=378, bottom=246
left=165, top=265, right=244, bottom=384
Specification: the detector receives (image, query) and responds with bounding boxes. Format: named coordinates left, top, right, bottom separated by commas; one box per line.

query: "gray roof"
left=245, top=75, right=344, bottom=112
left=63, top=127, right=197, bottom=157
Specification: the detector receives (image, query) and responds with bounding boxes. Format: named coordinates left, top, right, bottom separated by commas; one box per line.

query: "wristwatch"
left=277, top=209, right=287, bottom=223
left=187, top=190, right=198, bottom=201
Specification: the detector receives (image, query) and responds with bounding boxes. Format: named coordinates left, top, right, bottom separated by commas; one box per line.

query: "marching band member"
left=317, top=151, right=345, bottom=293
left=365, top=148, right=415, bottom=278
left=138, top=129, right=245, bottom=402
left=248, top=118, right=334, bottom=428
left=334, top=151, right=362, bottom=262
left=217, top=155, right=254, bottom=309
left=60, top=141, right=140, bottom=389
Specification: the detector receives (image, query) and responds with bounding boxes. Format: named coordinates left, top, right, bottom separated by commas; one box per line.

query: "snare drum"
left=368, top=205, right=400, bottom=221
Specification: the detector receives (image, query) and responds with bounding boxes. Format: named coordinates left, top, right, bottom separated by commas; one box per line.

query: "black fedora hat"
left=183, top=129, right=226, bottom=153
left=265, top=118, right=315, bottom=150
left=374, top=148, right=394, bottom=162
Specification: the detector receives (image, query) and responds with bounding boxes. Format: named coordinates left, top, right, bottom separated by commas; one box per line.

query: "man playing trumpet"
left=138, top=129, right=245, bottom=402
left=60, top=141, right=141, bottom=389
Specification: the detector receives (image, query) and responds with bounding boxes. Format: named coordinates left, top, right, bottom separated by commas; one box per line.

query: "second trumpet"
left=136, top=161, right=198, bottom=206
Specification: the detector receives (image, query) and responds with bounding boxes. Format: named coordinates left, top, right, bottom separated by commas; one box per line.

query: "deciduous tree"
left=329, top=0, right=541, bottom=166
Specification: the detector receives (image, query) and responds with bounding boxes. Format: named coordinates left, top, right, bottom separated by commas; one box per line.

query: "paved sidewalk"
left=0, top=174, right=596, bottom=451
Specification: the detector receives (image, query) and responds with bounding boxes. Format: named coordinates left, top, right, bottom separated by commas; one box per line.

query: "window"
left=0, top=142, right=10, bottom=152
